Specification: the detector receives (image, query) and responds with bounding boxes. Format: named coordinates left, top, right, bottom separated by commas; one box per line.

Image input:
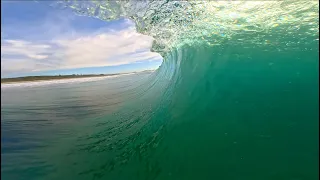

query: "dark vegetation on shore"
left=1, top=70, right=155, bottom=83
left=1, top=74, right=119, bottom=83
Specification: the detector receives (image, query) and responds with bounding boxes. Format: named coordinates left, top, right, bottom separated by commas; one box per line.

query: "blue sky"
left=1, top=1, right=162, bottom=78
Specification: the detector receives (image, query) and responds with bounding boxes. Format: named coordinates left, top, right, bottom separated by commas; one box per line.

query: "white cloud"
left=52, top=26, right=161, bottom=69
left=2, top=40, right=51, bottom=60
left=1, top=15, right=162, bottom=76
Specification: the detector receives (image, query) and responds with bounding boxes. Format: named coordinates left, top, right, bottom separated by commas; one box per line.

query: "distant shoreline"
left=1, top=70, right=155, bottom=84
left=1, top=74, right=117, bottom=84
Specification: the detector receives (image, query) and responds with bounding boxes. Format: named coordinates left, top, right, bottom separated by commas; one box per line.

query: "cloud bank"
left=1, top=10, right=162, bottom=76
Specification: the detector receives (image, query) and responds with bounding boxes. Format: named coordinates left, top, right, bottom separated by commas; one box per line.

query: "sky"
left=1, top=1, right=162, bottom=78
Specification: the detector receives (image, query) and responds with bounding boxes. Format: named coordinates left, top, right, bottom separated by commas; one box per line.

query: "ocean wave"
left=1, top=1, right=318, bottom=179
left=58, top=0, right=318, bottom=55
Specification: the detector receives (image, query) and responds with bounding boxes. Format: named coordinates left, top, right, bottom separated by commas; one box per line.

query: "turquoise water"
left=1, top=1, right=319, bottom=180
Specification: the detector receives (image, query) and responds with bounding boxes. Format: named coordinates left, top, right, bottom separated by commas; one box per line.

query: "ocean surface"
left=1, top=1, right=319, bottom=180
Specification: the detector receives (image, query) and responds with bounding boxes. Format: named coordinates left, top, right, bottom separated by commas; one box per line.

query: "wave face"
left=1, top=1, right=319, bottom=180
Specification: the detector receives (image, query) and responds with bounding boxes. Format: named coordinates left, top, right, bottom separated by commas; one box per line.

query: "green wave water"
left=1, top=1, right=319, bottom=180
